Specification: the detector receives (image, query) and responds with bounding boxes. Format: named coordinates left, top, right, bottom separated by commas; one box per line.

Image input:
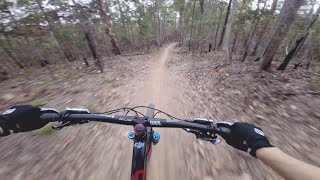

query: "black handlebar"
left=40, top=113, right=217, bottom=133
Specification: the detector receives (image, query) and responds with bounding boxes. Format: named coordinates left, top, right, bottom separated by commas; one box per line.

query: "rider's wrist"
left=256, top=147, right=277, bottom=159
left=250, top=139, right=274, bottom=157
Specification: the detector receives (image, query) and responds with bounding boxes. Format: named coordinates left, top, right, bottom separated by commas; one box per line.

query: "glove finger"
left=217, top=121, right=234, bottom=128
left=216, top=121, right=234, bottom=139
left=231, top=140, right=250, bottom=152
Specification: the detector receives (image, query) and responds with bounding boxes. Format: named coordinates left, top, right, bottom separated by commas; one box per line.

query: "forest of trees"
left=0, top=0, right=319, bottom=79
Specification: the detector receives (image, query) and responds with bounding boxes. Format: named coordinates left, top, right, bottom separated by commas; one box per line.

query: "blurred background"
left=0, top=0, right=320, bottom=179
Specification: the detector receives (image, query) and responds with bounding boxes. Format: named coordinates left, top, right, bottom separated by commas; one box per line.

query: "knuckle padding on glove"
left=2, top=105, right=42, bottom=132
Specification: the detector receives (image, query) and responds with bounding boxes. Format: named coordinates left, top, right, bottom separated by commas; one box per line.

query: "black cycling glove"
left=217, top=122, right=273, bottom=157
left=0, top=105, right=46, bottom=136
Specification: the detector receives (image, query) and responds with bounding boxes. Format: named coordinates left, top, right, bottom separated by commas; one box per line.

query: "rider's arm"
left=257, top=147, right=320, bottom=180
left=217, top=122, right=320, bottom=180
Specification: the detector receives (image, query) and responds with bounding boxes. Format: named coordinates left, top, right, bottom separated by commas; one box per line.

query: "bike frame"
left=130, top=126, right=153, bottom=180
left=131, top=104, right=155, bottom=180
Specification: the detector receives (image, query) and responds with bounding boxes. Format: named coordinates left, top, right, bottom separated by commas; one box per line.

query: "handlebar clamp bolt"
left=152, top=132, right=160, bottom=145
left=128, top=131, right=135, bottom=139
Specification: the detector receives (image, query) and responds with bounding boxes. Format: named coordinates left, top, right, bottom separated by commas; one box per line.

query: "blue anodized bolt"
left=128, top=131, right=135, bottom=139
left=152, top=132, right=160, bottom=141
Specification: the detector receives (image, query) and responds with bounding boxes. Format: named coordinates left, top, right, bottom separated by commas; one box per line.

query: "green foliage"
left=31, top=100, right=47, bottom=107
left=57, top=29, right=74, bottom=41
left=32, top=124, right=54, bottom=136
left=120, top=68, right=126, bottom=78
left=0, top=1, right=13, bottom=11
left=9, top=84, right=17, bottom=89
left=137, top=4, right=151, bottom=40
left=70, top=88, right=81, bottom=94
left=17, top=0, right=30, bottom=6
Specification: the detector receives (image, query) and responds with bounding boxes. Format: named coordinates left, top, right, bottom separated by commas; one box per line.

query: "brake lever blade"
left=52, top=121, right=72, bottom=130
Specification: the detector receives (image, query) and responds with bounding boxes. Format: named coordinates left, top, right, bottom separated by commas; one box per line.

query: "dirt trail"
left=129, top=43, right=194, bottom=179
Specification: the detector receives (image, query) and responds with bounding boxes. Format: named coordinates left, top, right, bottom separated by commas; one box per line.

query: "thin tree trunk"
left=3, top=8, right=32, bottom=67
left=96, top=0, right=121, bottom=55
left=251, top=0, right=278, bottom=56
left=196, top=0, right=205, bottom=50
left=84, top=33, right=103, bottom=71
left=73, top=0, right=103, bottom=71
left=241, top=1, right=266, bottom=62
left=117, top=0, right=128, bottom=40
left=260, top=0, right=303, bottom=71
left=179, top=14, right=183, bottom=46
left=0, top=52, right=15, bottom=71
left=0, top=42, right=24, bottom=69
left=179, top=4, right=184, bottom=47
left=157, top=0, right=162, bottom=47
left=214, top=5, right=224, bottom=50
left=189, top=0, right=197, bottom=51
left=0, top=28, right=24, bottom=69
left=222, top=0, right=238, bottom=63
left=35, top=0, right=75, bottom=62
left=153, top=1, right=158, bottom=45
left=277, top=6, right=320, bottom=70
left=231, top=30, right=238, bottom=54
left=129, top=19, right=135, bottom=47
left=219, top=0, right=233, bottom=48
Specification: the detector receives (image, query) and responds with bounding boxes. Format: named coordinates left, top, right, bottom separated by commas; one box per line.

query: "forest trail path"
left=133, top=43, right=193, bottom=179
left=119, top=43, right=200, bottom=179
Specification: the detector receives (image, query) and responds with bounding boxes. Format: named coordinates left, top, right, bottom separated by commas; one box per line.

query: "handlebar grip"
left=216, top=127, right=231, bottom=135
left=40, top=113, right=60, bottom=122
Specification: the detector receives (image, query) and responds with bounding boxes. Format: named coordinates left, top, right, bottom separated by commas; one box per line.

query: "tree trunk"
left=0, top=28, right=24, bottom=69
left=251, top=0, right=278, bottom=56
left=84, top=33, right=103, bottom=72
left=129, top=19, right=135, bottom=47
left=241, top=0, right=266, bottom=62
left=73, top=0, right=103, bottom=71
left=35, top=0, right=75, bottom=62
left=222, top=0, right=238, bottom=63
left=219, top=0, right=233, bottom=48
left=0, top=42, right=24, bottom=69
left=277, top=6, right=320, bottom=70
left=0, top=63, right=9, bottom=82
left=117, top=0, right=128, bottom=41
left=214, top=5, right=224, bottom=50
left=260, top=0, right=303, bottom=71
left=178, top=2, right=185, bottom=46
left=96, top=0, right=121, bottom=55
left=189, top=0, right=197, bottom=51
left=157, top=5, right=162, bottom=47
left=179, top=12, right=183, bottom=46
left=198, top=0, right=205, bottom=35
left=231, top=30, right=238, bottom=54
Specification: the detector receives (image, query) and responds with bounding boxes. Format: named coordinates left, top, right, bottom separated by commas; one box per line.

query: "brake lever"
left=52, top=108, right=90, bottom=130
left=52, top=119, right=89, bottom=130
left=52, top=121, right=73, bottom=130
left=183, top=128, right=220, bottom=145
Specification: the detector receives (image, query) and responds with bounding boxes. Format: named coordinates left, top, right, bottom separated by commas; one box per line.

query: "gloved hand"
left=217, top=121, right=273, bottom=157
left=0, top=105, right=47, bottom=136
